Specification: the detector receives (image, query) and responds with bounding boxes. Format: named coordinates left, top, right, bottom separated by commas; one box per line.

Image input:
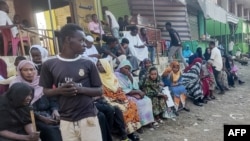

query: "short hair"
left=121, top=38, right=129, bottom=45
left=165, top=22, right=172, bottom=27
left=60, top=24, right=84, bottom=42
left=91, top=14, right=97, bottom=19
left=149, top=66, right=158, bottom=73
left=209, top=41, right=215, bottom=46
left=15, top=56, right=26, bottom=62
left=106, top=37, right=117, bottom=45
left=130, top=26, right=138, bottom=32
left=140, top=28, right=146, bottom=33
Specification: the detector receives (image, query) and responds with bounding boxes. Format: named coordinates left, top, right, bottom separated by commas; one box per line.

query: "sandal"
left=128, top=133, right=140, bottom=141
left=157, top=119, right=164, bottom=124
left=210, top=95, right=216, bottom=100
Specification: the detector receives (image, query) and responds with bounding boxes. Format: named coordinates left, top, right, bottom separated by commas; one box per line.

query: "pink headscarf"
left=10, top=60, right=43, bottom=104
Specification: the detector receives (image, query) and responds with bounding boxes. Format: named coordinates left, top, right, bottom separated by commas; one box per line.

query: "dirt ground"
left=138, top=61, right=250, bottom=141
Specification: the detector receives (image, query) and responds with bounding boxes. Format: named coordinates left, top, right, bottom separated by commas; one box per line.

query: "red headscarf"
left=183, top=58, right=203, bottom=73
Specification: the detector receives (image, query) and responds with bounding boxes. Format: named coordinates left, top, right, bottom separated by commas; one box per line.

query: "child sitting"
left=140, top=67, right=168, bottom=124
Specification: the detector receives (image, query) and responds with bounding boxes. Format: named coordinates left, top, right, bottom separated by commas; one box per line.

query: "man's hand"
left=52, top=110, right=60, bottom=121
left=58, top=83, right=77, bottom=96
left=25, top=132, right=40, bottom=141
left=40, top=116, right=58, bottom=125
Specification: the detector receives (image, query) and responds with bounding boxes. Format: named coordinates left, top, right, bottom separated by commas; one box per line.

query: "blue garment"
left=147, top=46, right=155, bottom=63
left=162, top=75, right=186, bottom=97
left=183, top=50, right=192, bottom=58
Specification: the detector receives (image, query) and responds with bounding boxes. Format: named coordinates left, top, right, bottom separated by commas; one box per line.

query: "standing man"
left=102, top=6, right=120, bottom=39
left=209, top=41, right=225, bottom=94
left=140, top=28, right=156, bottom=64
left=39, top=24, right=103, bottom=141
left=165, top=22, right=187, bottom=66
left=228, top=39, right=234, bottom=55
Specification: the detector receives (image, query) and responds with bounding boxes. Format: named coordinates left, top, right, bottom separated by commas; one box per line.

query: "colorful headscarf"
left=170, top=61, right=181, bottom=83
left=99, top=59, right=120, bottom=92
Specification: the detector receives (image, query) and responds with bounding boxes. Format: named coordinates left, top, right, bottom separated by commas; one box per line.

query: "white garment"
left=210, top=47, right=223, bottom=71
left=29, top=45, right=49, bottom=63
left=0, top=10, right=18, bottom=37
left=228, top=41, right=234, bottom=51
left=105, top=10, right=119, bottom=28
left=82, top=45, right=99, bottom=64
left=123, top=32, right=148, bottom=61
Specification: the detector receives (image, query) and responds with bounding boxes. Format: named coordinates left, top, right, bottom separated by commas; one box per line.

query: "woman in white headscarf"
left=29, top=45, right=49, bottom=75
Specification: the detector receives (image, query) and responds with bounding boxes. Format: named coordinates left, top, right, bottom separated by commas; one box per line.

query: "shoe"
left=239, top=80, right=245, bottom=85
left=136, top=128, right=144, bottom=134
left=183, top=107, right=190, bottom=112
left=199, top=98, right=207, bottom=104
left=224, top=87, right=229, bottom=91
left=218, top=91, right=225, bottom=94
left=193, top=100, right=203, bottom=106
left=128, top=133, right=140, bottom=141
left=210, top=95, right=216, bottom=100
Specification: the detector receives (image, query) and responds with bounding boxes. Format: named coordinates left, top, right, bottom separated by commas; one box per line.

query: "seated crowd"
left=0, top=23, right=246, bottom=141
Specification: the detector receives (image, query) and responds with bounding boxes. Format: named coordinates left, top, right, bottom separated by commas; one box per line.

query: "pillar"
left=221, top=0, right=229, bottom=12
left=237, top=4, right=244, bottom=18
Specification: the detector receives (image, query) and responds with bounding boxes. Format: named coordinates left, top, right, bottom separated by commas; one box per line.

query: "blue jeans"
left=148, top=46, right=155, bottom=63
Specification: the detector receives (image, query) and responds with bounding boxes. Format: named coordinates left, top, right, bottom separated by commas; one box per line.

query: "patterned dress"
left=103, top=86, right=141, bottom=134
left=140, top=76, right=167, bottom=116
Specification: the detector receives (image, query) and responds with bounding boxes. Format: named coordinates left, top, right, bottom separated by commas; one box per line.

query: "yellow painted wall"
left=44, top=10, right=57, bottom=55
left=75, top=0, right=96, bottom=33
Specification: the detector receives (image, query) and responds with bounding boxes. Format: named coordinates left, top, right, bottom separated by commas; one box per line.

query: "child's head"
left=14, top=56, right=26, bottom=67
left=142, top=58, right=152, bottom=69
left=171, top=61, right=180, bottom=73
left=148, top=67, right=158, bottom=81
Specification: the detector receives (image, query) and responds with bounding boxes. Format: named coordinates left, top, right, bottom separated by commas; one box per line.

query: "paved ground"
left=138, top=61, right=250, bottom=141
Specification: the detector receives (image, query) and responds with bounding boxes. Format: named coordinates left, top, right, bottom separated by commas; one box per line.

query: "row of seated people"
left=0, top=57, right=176, bottom=141
left=0, top=40, right=198, bottom=141
left=1, top=24, right=245, bottom=141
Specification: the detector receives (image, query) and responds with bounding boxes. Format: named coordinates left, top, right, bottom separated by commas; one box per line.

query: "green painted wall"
left=205, top=19, right=249, bottom=53
left=101, top=0, right=130, bottom=19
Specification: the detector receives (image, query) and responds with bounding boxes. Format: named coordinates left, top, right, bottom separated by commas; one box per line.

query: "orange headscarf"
left=170, top=61, right=181, bottom=83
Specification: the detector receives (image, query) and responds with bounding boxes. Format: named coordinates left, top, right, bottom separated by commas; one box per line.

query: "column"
left=237, top=4, right=244, bottom=18
left=221, top=0, right=229, bottom=12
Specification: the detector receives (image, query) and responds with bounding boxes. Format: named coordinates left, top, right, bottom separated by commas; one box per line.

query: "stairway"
left=128, top=0, right=191, bottom=41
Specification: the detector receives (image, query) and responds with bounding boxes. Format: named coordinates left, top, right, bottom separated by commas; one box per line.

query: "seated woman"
left=201, top=60, right=216, bottom=100
left=97, top=59, right=141, bottom=141
left=162, top=61, right=189, bottom=112
left=119, top=38, right=140, bottom=76
left=188, top=47, right=203, bottom=65
left=182, top=58, right=205, bottom=106
left=221, top=56, right=232, bottom=89
left=115, top=60, right=155, bottom=129
left=0, top=83, right=40, bottom=141
left=140, top=66, right=168, bottom=123
left=10, top=60, right=62, bottom=141
left=138, top=58, right=152, bottom=80
left=29, top=45, right=48, bottom=75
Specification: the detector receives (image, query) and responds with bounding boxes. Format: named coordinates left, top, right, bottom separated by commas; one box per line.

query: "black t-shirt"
left=168, top=28, right=181, bottom=46
left=39, top=56, right=102, bottom=121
